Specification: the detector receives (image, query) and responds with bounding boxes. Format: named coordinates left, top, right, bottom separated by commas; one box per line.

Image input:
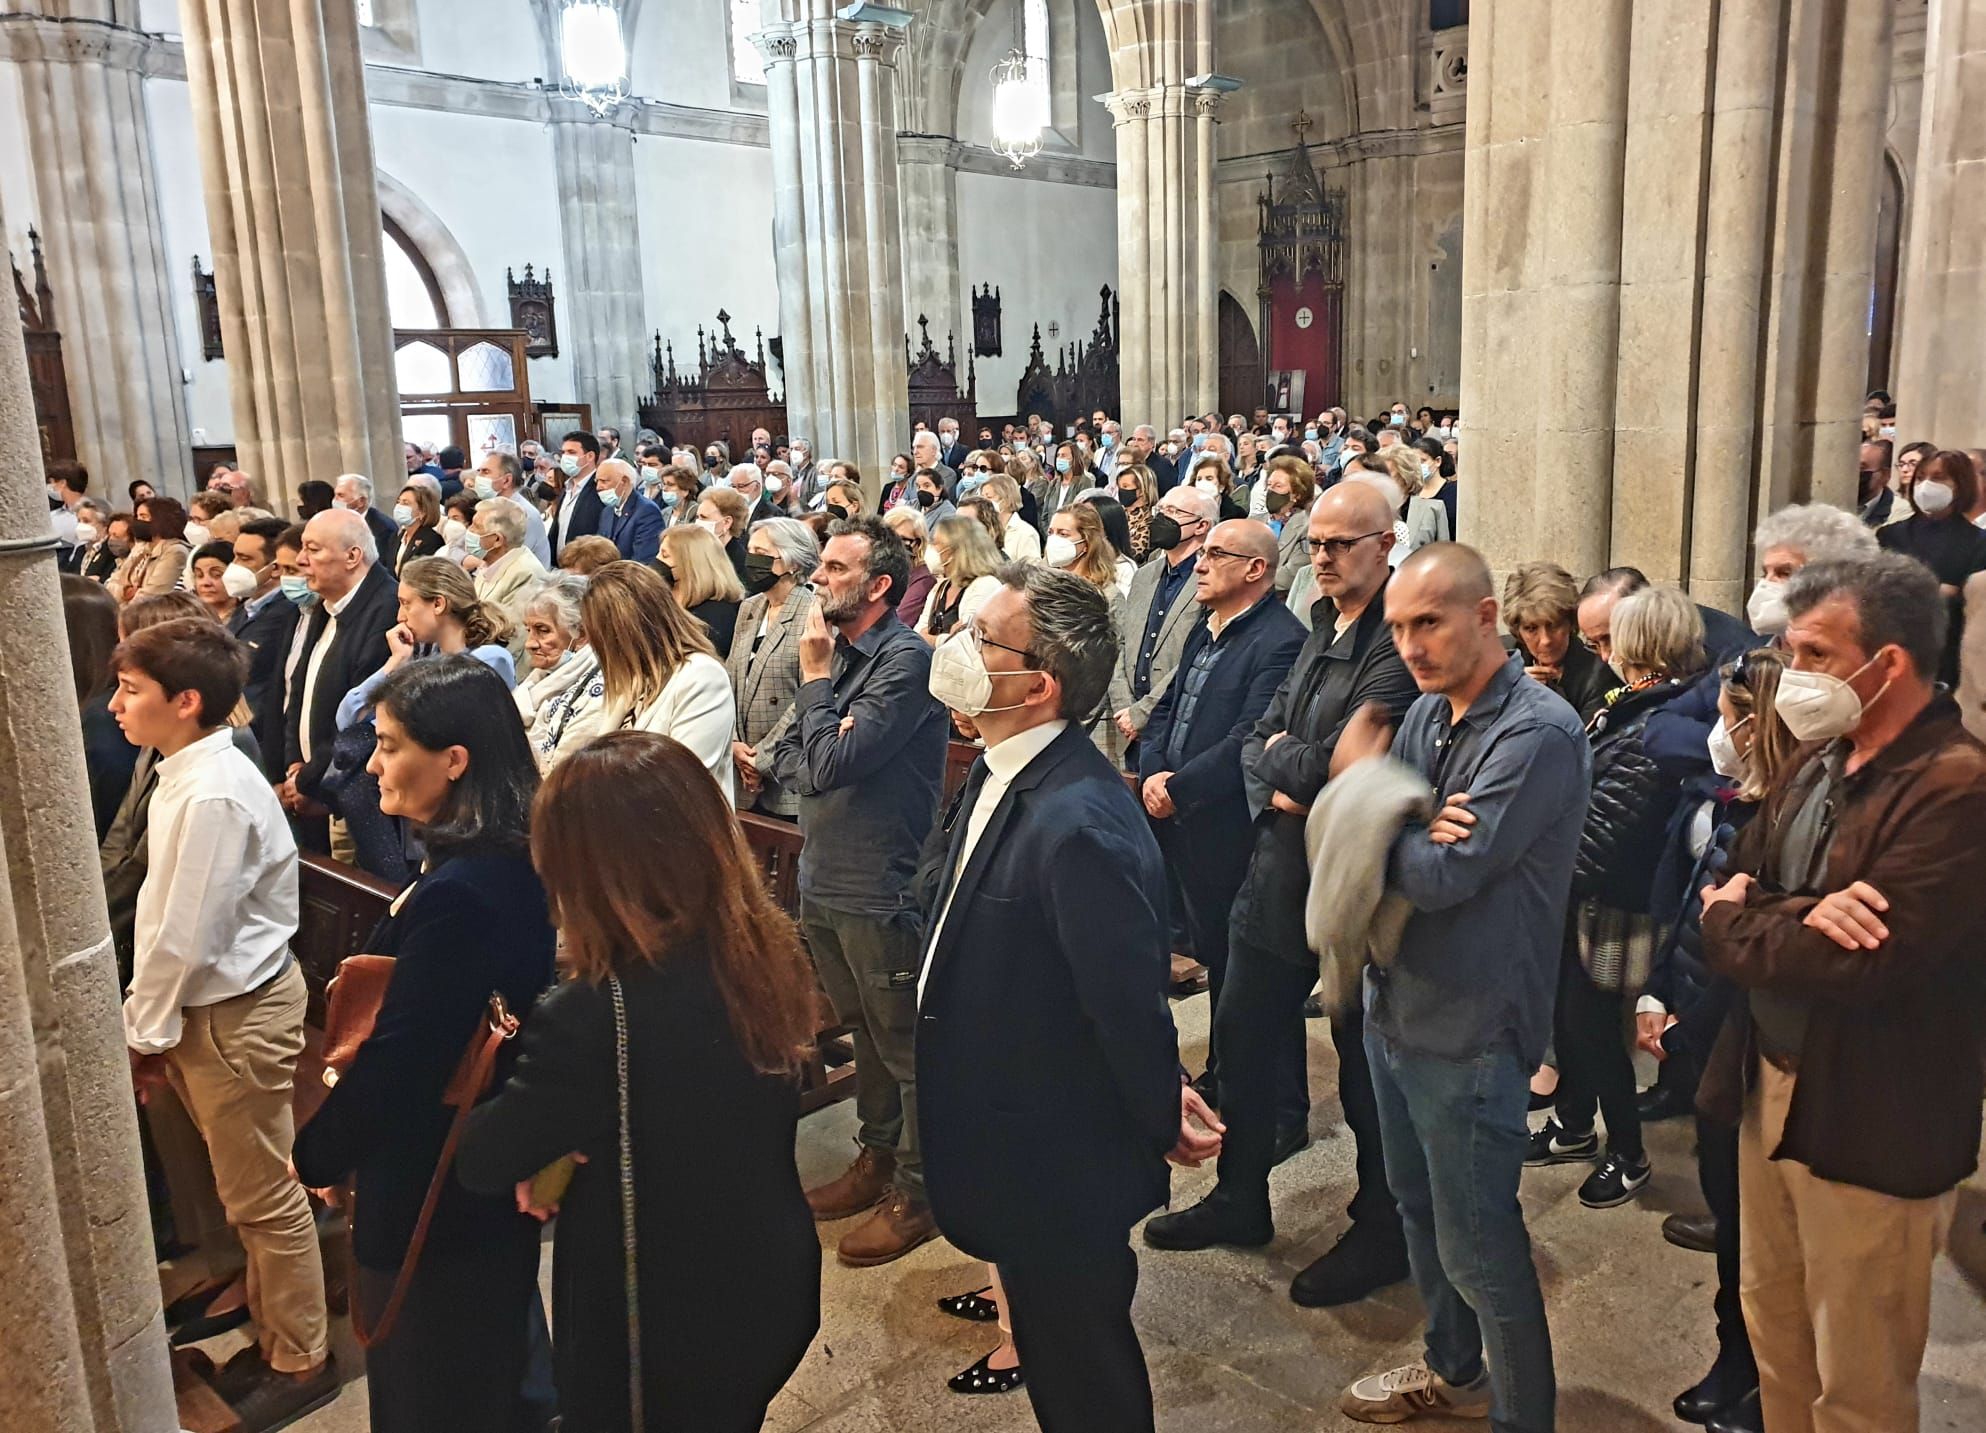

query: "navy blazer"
left=596, top=490, right=664, bottom=563
left=284, top=563, right=398, bottom=797
left=916, top=725, right=1182, bottom=1258
left=1139, top=597, right=1308, bottom=826
left=550, top=478, right=604, bottom=561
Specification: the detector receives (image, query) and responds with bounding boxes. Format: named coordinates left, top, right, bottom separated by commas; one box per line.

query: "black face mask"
left=915, top=488, right=937, bottom=509
left=825, top=502, right=850, bottom=523
left=1117, top=485, right=1139, bottom=505
left=743, top=553, right=781, bottom=594
left=704, top=453, right=722, bottom=469
left=653, top=560, right=676, bottom=587
left=130, top=520, right=154, bottom=542
left=1146, top=513, right=1184, bottom=551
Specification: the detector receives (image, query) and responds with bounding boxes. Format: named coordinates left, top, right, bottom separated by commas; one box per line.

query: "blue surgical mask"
left=392, top=502, right=415, bottom=528
left=1100, top=432, right=1116, bottom=449
left=463, top=530, right=486, bottom=560
left=1304, top=428, right=1318, bottom=441
left=1055, top=457, right=1071, bottom=475
left=660, top=489, right=680, bottom=509
left=474, top=476, right=497, bottom=501
left=280, top=574, right=316, bottom=607
left=558, top=454, right=581, bottom=477
left=598, top=486, right=621, bottom=513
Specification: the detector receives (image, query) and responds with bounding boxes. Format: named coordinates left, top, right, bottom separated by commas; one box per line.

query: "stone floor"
left=270, top=991, right=1986, bottom=1431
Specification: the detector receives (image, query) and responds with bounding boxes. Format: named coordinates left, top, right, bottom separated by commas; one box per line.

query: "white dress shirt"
left=124, top=728, right=299, bottom=1053
left=297, top=582, right=359, bottom=763
left=918, top=718, right=1068, bottom=1005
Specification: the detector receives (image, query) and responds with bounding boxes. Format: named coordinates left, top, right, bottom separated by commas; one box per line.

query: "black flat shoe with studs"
left=936, top=1287, right=1001, bottom=1323
left=948, top=1351, right=1025, bottom=1396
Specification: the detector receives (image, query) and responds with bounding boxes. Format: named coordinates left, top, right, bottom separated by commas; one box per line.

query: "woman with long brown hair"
left=459, top=732, right=821, bottom=1433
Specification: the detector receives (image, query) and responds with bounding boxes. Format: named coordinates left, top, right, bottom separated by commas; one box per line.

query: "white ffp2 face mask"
left=1775, top=655, right=1888, bottom=743
left=1707, top=713, right=1752, bottom=780
left=1746, top=578, right=1789, bottom=636
left=928, top=629, right=1035, bottom=717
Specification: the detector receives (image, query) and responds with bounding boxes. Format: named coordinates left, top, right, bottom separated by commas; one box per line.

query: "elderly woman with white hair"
left=723, top=517, right=820, bottom=816
left=513, top=573, right=600, bottom=766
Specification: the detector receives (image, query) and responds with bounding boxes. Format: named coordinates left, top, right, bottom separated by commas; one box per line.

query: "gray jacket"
left=1304, top=756, right=1432, bottom=1013
left=723, top=585, right=816, bottom=817
left=1107, top=552, right=1206, bottom=732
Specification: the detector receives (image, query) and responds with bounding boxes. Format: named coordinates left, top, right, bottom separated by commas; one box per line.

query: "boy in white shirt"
left=111, top=617, right=333, bottom=1425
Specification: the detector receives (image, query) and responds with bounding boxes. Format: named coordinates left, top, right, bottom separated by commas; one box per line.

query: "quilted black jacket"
left=1573, top=678, right=1693, bottom=913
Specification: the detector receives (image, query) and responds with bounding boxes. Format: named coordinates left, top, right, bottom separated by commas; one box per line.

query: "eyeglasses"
left=1306, top=530, right=1388, bottom=560
left=964, top=624, right=1034, bottom=664
left=968, top=463, right=994, bottom=473
left=1198, top=546, right=1260, bottom=566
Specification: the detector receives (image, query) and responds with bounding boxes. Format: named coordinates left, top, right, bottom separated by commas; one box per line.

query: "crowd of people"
left=54, top=387, right=1986, bottom=1433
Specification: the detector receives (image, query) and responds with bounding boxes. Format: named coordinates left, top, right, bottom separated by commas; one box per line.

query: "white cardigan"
left=596, top=651, right=738, bottom=806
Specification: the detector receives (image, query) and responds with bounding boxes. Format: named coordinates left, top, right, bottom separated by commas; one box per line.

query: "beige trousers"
left=165, top=961, right=329, bottom=1372
left=328, top=815, right=356, bottom=866
left=1739, top=1058, right=1954, bottom=1433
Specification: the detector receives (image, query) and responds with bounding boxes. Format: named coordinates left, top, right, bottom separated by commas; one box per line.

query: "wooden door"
left=1218, top=291, right=1264, bottom=419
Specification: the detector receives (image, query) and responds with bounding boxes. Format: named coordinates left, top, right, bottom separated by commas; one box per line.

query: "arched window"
left=382, top=217, right=447, bottom=329
left=731, top=0, right=766, bottom=85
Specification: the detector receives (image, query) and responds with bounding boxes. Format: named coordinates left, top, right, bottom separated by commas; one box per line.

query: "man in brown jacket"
left=1700, top=552, right=1986, bottom=1433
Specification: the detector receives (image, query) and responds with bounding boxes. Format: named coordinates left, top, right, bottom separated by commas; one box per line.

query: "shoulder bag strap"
left=348, top=993, right=518, bottom=1349
left=609, top=974, right=644, bottom=1431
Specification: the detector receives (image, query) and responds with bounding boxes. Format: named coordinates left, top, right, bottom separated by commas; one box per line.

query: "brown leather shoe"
left=836, top=1189, right=939, bottom=1267
left=805, top=1145, right=895, bottom=1221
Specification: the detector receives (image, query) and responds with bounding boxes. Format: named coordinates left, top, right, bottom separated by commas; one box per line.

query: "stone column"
left=1460, top=0, right=1892, bottom=604
left=547, top=97, right=648, bottom=442
left=1103, top=83, right=1224, bottom=426
left=897, top=135, right=963, bottom=367
left=758, top=3, right=911, bottom=490
left=1895, top=0, right=1986, bottom=446
left=178, top=0, right=401, bottom=507
left=0, top=185, right=176, bottom=1433
left=0, top=2, right=192, bottom=492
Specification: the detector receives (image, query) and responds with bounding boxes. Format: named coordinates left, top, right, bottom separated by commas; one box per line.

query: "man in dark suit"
left=227, top=517, right=296, bottom=722
left=334, top=472, right=400, bottom=557
left=1137, top=522, right=1308, bottom=1130
left=935, top=417, right=968, bottom=473
left=590, top=459, right=664, bottom=563
left=727, top=463, right=782, bottom=527
left=282, top=510, right=397, bottom=843
left=1144, top=483, right=1420, bottom=1310
left=546, top=430, right=605, bottom=561
left=917, top=566, right=1220, bottom=1433
left=1128, top=425, right=1178, bottom=492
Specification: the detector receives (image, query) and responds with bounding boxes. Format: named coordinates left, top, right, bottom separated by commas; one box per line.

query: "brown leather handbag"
left=319, top=952, right=521, bottom=1347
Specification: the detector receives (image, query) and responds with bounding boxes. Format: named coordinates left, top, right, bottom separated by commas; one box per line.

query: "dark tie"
left=939, top=757, right=990, bottom=899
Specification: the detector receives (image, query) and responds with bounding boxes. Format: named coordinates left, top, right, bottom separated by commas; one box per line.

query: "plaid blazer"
left=723, top=584, right=816, bottom=816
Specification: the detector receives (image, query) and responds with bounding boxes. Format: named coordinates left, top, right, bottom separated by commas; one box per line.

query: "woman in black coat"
left=459, top=732, right=821, bottom=1433
left=292, top=657, right=558, bottom=1433
left=1530, top=586, right=1704, bottom=1209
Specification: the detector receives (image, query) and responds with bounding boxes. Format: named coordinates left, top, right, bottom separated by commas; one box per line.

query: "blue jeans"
left=1365, top=1025, right=1555, bottom=1433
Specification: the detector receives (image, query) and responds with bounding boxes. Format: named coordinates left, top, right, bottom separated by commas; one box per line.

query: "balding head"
left=1387, top=542, right=1505, bottom=706
left=301, top=508, right=375, bottom=603
left=1309, top=481, right=1399, bottom=612
left=1194, top=518, right=1280, bottom=619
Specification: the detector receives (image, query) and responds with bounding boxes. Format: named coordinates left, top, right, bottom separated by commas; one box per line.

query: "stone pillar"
left=178, top=0, right=401, bottom=507
left=547, top=97, right=648, bottom=442
left=1103, top=83, right=1224, bottom=426
left=0, top=2, right=193, bottom=493
left=1895, top=0, right=1986, bottom=446
left=758, top=3, right=911, bottom=490
left=1460, top=0, right=1892, bottom=605
left=897, top=135, right=963, bottom=368
left=0, top=185, right=176, bottom=1433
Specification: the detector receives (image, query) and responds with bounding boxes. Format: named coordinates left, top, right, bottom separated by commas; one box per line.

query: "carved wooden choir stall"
left=639, top=311, right=789, bottom=458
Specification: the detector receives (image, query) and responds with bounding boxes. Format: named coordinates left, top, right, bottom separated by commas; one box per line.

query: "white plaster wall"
left=408, top=0, right=542, bottom=84
left=0, top=61, right=36, bottom=262
left=959, top=0, right=1113, bottom=161
left=955, top=167, right=1117, bottom=413
left=144, top=76, right=231, bottom=446
left=366, top=104, right=575, bottom=401
left=628, top=0, right=763, bottom=113
left=630, top=134, right=780, bottom=395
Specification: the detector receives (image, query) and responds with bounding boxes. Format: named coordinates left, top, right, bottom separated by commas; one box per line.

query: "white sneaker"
left=1340, top=1361, right=1492, bottom=1424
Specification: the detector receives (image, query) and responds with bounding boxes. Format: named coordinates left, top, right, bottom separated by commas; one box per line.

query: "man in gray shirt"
left=1331, top=544, right=1589, bottom=1433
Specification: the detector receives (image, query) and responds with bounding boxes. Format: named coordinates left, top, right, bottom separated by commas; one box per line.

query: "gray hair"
left=335, top=472, right=374, bottom=504
left=1610, top=585, right=1707, bottom=679
left=751, top=516, right=820, bottom=581
left=726, top=462, right=763, bottom=492
left=475, top=496, right=526, bottom=548
left=524, top=571, right=588, bottom=636
left=1752, top=503, right=1879, bottom=566
left=1133, top=424, right=1157, bottom=442
left=1158, top=486, right=1218, bottom=526
left=997, top=562, right=1119, bottom=721
left=1784, top=554, right=1946, bottom=677
left=311, top=507, right=377, bottom=565
left=405, top=473, right=442, bottom=503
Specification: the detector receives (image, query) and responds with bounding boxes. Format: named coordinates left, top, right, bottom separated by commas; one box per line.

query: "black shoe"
left=1578, top=1151, right=1652, bottom=1208
left=936, top=1287, right=1000, bottom=1323
left=1674, top=1347, right=1760, bottom=1425
left=1704, top=1387, right=1762, bottom=1433
left=162, top=1277, right=238, bottom=1328
left=1662, top=1212, right=1718, bottom=1254
left=1637, top=1081, right=1694, bottom=1122
left=228, top=1356, right=340, bottom=1433
left=1289, top=1221, right=1410, bottom=1307
left=1271, top=1118, right=1311, bottom=1166
left=1143, top=1194, right=1272, bottom=1251
left=948, top=1350, right=1025, bottom=1396
left=1524, top=1120, right=1598, bottom=1166
left=1302, top=994, right=1324, bottom=1019
left=168, top=1298, right=252, bottom=1346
